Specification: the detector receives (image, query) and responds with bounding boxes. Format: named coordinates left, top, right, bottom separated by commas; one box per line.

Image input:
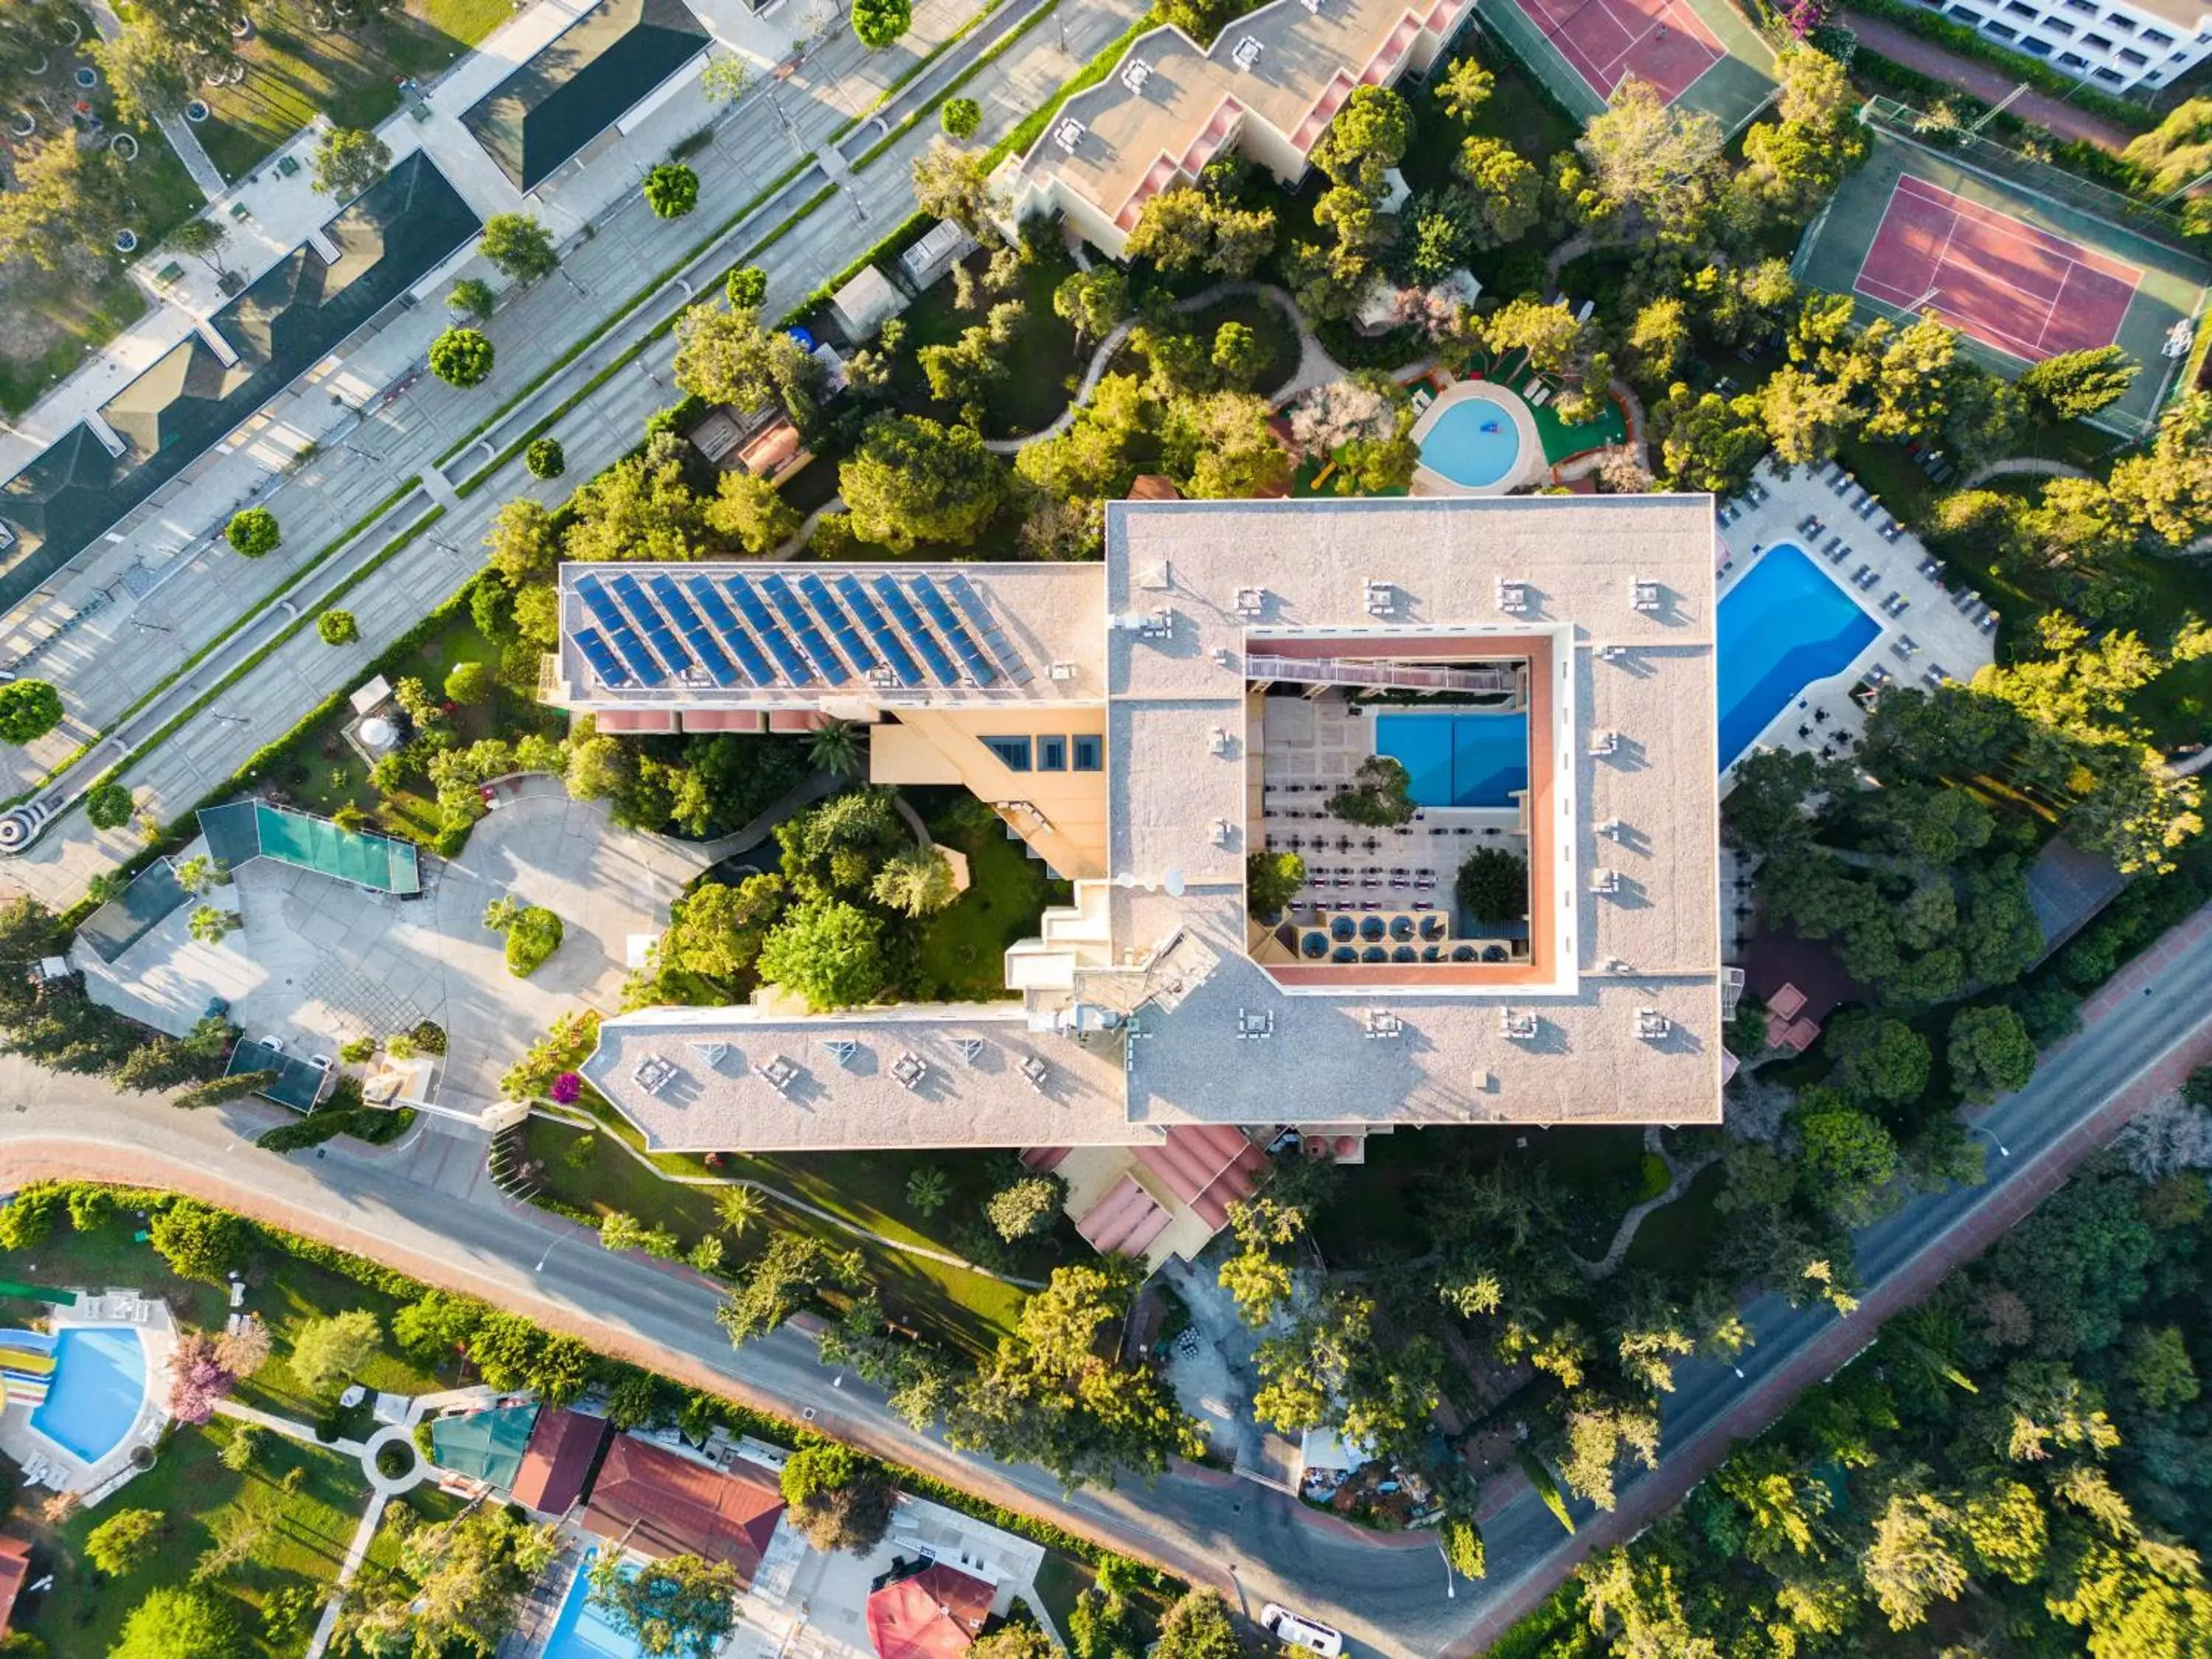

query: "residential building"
left=546, top=497, right=1722, bottom=1256
left=1896, top=0, right=2212, bottom=89
left=511, top=1405, right=612, bottom=1516
left=987, top=0, right=1477, bottom=257
left=580, top=1433, right=787, bottom=1583
left=867, top=1561, right=997, bottom=1659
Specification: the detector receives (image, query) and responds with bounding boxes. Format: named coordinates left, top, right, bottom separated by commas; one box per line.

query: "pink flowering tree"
left=166, top=1331, right=238, bottom=1425
left=551, top=1071, right=582, bottom=1105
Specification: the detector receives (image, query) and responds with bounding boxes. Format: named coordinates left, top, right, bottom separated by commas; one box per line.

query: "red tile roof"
left=1133, top=1124, right=1267, bottom=1231
left=580, top=1436, right=786, bottom=1582
left=1076, top=1173, right=1172, bottom=1258
left=867, top=1562, right=995, bottom=1659
left=0, top=1534, right=29, bottom=1636
left=512, top=1407, right=610, bottom=1517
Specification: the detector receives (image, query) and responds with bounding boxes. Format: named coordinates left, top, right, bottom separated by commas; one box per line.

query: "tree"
left=703, top=471, right=799, bottom=555
left=2019, top=345, right=2139, bottom=422
left=1559, top=1397, right=1663, bottom=1511
left=911, top=137, right=998, bottom=235
left=317, top=609, right=358, bottom=645
left=972, top=1630, right=1057, bottom=1659
left=1311, top=85, right=1411, bottom=195
left=291, top=1309, right=383, bottom=1395
left=699, top=51, right=752, bottom=102
left=852, top=0, right=911, bottom=46
left=942, top=97, right=981, bottom=138
left=189, top=901, right=237, bottom=945
left=483, top=497, right=560, bottom=587
left=808, top=720, right=863, bottom=778
left=988, top=1176, right=1062, bottom=1241
left=311, top=128, right=392, bottom=200
left=1152, top=1590, right=1242, bottom=1659
left=719, top=1235, right=863, bottom=1346
left=872, top=845, right=959, bottom=917
left=479, top=212, right=557, bottom=281
left=1124, top=187, right=1277, bottom=279
left=1054, top=267, right=1130, bottom=347
left=1455, top=847, right=1526, bottom=922
left=1328, top=755, right=1416, bottom=827
left=757, top=899, right=889, bottom=1009
left=85, top=780, right=133, bottom=831
left=1246, top=850, right=1306, bottom=919
left=1454, top=137, right=1543, bottom=246
left=226, top=507, right=282, bottom=558
left=1949, top=1004, right=2037, bottom=1103
left=86, top=1507, right=163, bottom=1577
left=672, top=303, right=825, bottom=430
left=0, top=678, right=60, bottom=748
left=1861, top=1486, right=1968, bottom=1630
left=1791, top=1091, right=1903, bottom=1224
left=1826, top=1014, right=1931, bottom=1108
left=1209, top=320, right=1263, bottom=387
left=429, top=327, right=495, bottom=388
left=1435, top=55, right=1495, bottom=123
left=643, top=162, right=700, bottom=219
left=94, top=16, right=198, bottom=125
left=164, top=216, right=231, bottom=281
left=448, top=277, right=495, bottom=323
left=589, top=1554, right=742, bottom=1658
left=443, top=661, right=491, bottom=706
left=779, top=1442, right=895, bottom=1554
left=111, top=1586, right=249, bottom=1659
left=715, top=1183, right=768, bottom=1239
left=906, top=1166, right=952, bottom=1215
left=1571, top=79, right=1725, bottom=236
left=1652, top=383, right=1767, bottom=493
left=341, top=1502, right=558, bottom=1658
left=840, top=414, right=1005, bottom=552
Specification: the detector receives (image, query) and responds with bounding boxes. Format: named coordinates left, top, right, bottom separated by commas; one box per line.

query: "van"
left=1261, top=1604, right=1343, bottom=1658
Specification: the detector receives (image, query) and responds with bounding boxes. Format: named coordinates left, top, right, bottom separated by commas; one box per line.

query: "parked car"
left=307, top=1054, right=334, bottom=1074
left=258, top=1034, right=285, bottom=1054
left=1262, top=1606, right=1343, bottom=1658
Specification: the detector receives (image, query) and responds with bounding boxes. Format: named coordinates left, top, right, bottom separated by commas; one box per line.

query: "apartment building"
left=1909, top=0, right=2211, bottom=91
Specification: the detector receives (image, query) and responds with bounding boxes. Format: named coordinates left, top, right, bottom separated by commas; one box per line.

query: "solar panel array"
left=568, top=568, right=1029, bottom=693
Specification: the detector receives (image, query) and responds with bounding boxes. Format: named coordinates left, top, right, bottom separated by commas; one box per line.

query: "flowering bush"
left=551, top=1072, right=582, bottom=1105
left=167, top=1331, right=238, bottom=1425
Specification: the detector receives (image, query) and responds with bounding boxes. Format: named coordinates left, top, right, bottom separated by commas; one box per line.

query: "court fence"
left=1860, top=97, right=2194, bottom=252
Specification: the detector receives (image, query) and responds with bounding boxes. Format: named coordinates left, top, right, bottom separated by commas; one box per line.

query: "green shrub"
left=225, top=507, right=281, bottom=557
left=941, top=97, right=981, bottom=139
left=0, top=681, right=63, bottom=745
left=526, top=437, right=566, bottom=479
left=257, top=1110, right=359, bottom=1152
left=643, top=162, right=700, bottom=218
left=504, top=905, right=563, bottom=977
left=85, top=780, right=134, bottom=830
left=428, top=327, right=495, bottom=388
left=347, top=1107, right=416, bottom=1146
left=316, top=610, right=359, bottom=645
left=408, top=1020, right=448, bottom=1055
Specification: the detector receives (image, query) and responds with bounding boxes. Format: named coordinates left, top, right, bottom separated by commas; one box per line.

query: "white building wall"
left=1907, top=0, right=2212, bottom=91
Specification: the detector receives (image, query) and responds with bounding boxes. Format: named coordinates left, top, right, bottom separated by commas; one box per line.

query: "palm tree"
left=807, top=719, right=863, bottom=778
left=187, top=905, right=235, bottom=945
left=905, top=1165, right=952, bottom=1216
left=871, top=846, right=958, bottom=917
left=716, top=1184, right=766, bottom=1239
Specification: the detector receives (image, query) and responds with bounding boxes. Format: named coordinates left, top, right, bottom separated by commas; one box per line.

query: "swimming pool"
left=543, top=1550, right=649, bottom=1659
left=1715, top=543, right=1880, bottom=769
left=1417, top=396, right=1523, bottom=490
left=31, top=1326, right=147, bottom=1464
left=1372, top=711, right=1529, bottom=808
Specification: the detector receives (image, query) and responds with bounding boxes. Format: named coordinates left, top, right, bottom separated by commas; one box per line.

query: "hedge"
left=1844, top=0, right=2156, bottom=131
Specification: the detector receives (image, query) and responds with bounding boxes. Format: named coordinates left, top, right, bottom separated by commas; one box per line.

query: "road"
left=1840, top=9, right=2138, bottom=152
left=6, top=905, right=2212, bottom=1657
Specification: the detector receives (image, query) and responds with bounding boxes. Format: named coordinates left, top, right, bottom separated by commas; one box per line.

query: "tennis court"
left=1795, top=128, right=2212, bottom=437
left=1855, top=175, right=2143, bottom=361
left=1474, top=0, right=1775, bottom=131
left=197, top=800, right=422, bottom=895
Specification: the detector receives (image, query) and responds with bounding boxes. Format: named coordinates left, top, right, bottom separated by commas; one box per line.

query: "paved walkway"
left=84, top=0, right=223, bottom=198
left=1840, top=10, right=2138, bottom=151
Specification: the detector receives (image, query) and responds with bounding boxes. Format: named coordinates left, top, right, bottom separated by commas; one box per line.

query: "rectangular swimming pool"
left=1371, top=711, right=1529, bottom=808
left=543, top=1551, right=649, bottom=1659
left=1715, top=543, right=1880, bottom=769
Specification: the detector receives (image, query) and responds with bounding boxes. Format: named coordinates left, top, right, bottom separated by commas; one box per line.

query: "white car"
left=307, top=1054, right=334, bottom=1074
left=1262, top=1604, right=1343, bottom=1658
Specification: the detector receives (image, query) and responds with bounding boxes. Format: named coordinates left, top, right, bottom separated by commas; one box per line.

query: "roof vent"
left=1500, top=1008, right=1538, bottom=1040
left=1213, top=645, right=1236, bottom=669
left=1590, top=869, right=1621, bottom=896
left=1231, top=34, right=1263, bottom=69
left=892, top=1051, right=930, bottom=1091
left=1237, top=1007, right=1274, bottom=1040
left=1589, top=730, right=1620, bottom=758
left=1121, top=58, right=1154, bottom=92
left=1208, top=726, right=1231, bottom=756
left=1138, top=608, right=1174, bottom=639
left=1496, top=578, right=1529, bottom=614
left=633, top=1053, right=678, bottom=1094
left=1597, top=644, right=1627, bottom=662
left=1631, top=577, right=1663, bottom=613
left=821, top=1038, right=859, bottom=1067
left=756, top=1054, right=799, bottom=1093
left=1141, top=560, right=1174, bottom=591
left=1020, top=1054, right=1050, bottom=1091
left=1210, top=817, right=1233, bottom=846
left=1301, top=0, right=1324, bottom=12
left=1234, top=585, right=1265, bottom=616
left=953, top=1037, right=986, bottom=1065
left=1053, top=117, right=1086, bottom=153
left=1365, top=1010, right=1402, bottom=1040
left=1364, top=579, right=1395, bottom=616
left=1599, top=818, right=1626, bottom=840
left=1636, top=1009, right=1673, bottom=1042
left=1049, top=661, right=1077, bottom=681
left=688, top=1040, right=729, bottom=1067
left=1604, top=957, right=1633, bottom=974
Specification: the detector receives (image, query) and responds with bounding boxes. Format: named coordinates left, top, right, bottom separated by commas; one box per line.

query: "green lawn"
left=198, top=0, right=512, bottom=181
left=891, top=244, right=1084, bottom=439
left=1619, top=1161, right=1727, bottom=1291
left=916, top=790, right=1068, bottom=1001
left=526, top=1110, right=1036, bottom=1355
left=16, top=1416, right=370, bottom=1657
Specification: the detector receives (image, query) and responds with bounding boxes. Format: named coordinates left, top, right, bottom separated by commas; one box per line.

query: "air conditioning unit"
left=1231, top=34, right=1264, bottom=68
left=1121, top=59, right=1154, bottom=92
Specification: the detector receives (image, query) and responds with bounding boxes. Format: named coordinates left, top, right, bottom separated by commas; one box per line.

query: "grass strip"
left=436, top=156, right=818, bottom=469
left=0, top=475, right=426, bottom=813
left=851, top=0, right=1064, bottom=170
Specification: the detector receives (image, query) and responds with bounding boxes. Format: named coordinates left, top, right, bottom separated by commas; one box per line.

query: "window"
left=2103, top=11, right=2134, bottom=27
left=1037, top=737, right=1068, bottom=771
left=2119, top=45, right=2149, bottom=61
left=2023, top=34, right=2053, bottom=50
left=2144, top=26, right=2174, bottom=42
left=2064, top=0, right=2097, bottom=12
left=2084, top=30, right=2113, bottom=46
left=1986, top=20, right=2017, bottom=35
left=2046, top=20, right=2075, bottom=37
left=2006, top=4, right=2037, bottom=18
left=1072, top=734, right=1103, bottom=771
left=2093, top=63, right=2126, bottom=78
left=1949, top=5, right=1986, bottom=18
left=982, top=736, right=1033, bottom=771
left=2059, top=47, right=2090, bottom=61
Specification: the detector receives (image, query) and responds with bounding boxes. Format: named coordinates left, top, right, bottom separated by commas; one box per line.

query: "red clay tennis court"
left=1507, top=0, right=1725, bottom=102
left=1853, top=174, right=2143, bottom=361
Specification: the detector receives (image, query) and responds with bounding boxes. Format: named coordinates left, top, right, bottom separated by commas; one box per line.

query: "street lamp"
left=1439, top=1544, right=1455, bottom=1600
left=1970, top=1124, right=2011, bottom=1159
left=535, top=1233, right=563, bottom=1272
left=207, top=712, right=248, bottom=727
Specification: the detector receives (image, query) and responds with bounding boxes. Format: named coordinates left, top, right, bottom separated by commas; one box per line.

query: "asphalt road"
left=6, top=905, right=2212, bottom=1657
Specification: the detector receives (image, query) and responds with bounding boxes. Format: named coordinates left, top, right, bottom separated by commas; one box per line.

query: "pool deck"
left=0, top=1296, right=175, bottom=1506
left=1408, top=379, right=1546, bottom=496
left=1714, top=454, right=1995, bottom=794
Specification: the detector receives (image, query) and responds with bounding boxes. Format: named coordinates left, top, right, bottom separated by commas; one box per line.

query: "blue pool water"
left=1373, top=711, right=1529, bottom=808
left=32, top=1326, right=146, bottom=1464
left=1716, top=543, right=1880, bottom=769
left=1418, top=397, right=1523, bottom=489
left=544, top=1551, right=650, bottom=1659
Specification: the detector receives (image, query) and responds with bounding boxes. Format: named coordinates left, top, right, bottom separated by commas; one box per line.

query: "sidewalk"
left=1842, top=10, right=2138, bottom=151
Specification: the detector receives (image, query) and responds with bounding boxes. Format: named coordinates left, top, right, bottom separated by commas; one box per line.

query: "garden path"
left=85, top=0, right=225, bottom=200
left=1962, top=456, right=2093, bottom=484
left=1568, top=1124, right=1723, bottom=1280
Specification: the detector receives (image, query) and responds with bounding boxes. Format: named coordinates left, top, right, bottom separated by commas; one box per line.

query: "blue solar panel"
left=760, top=574, right=848, bottom=682
left=724, top=575, right=812, bottom=684
left=835, top=576, right=922, bottom=686
left=945, top=573, right=1032, bottom=686
left=647, top=574, right=742, bottom=688
left=575, top=628, right=629, bottom=688
left=796, top=574, right=877, bottom=675
left=609, top=572, right=693, bottom=675
left=911, top=575, right=996, bottom=686
left=574, top=573, right=667, bottom=686
left=873, top=577, right=959, bottom=685
left=686, top=577, right=777, bottom=685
